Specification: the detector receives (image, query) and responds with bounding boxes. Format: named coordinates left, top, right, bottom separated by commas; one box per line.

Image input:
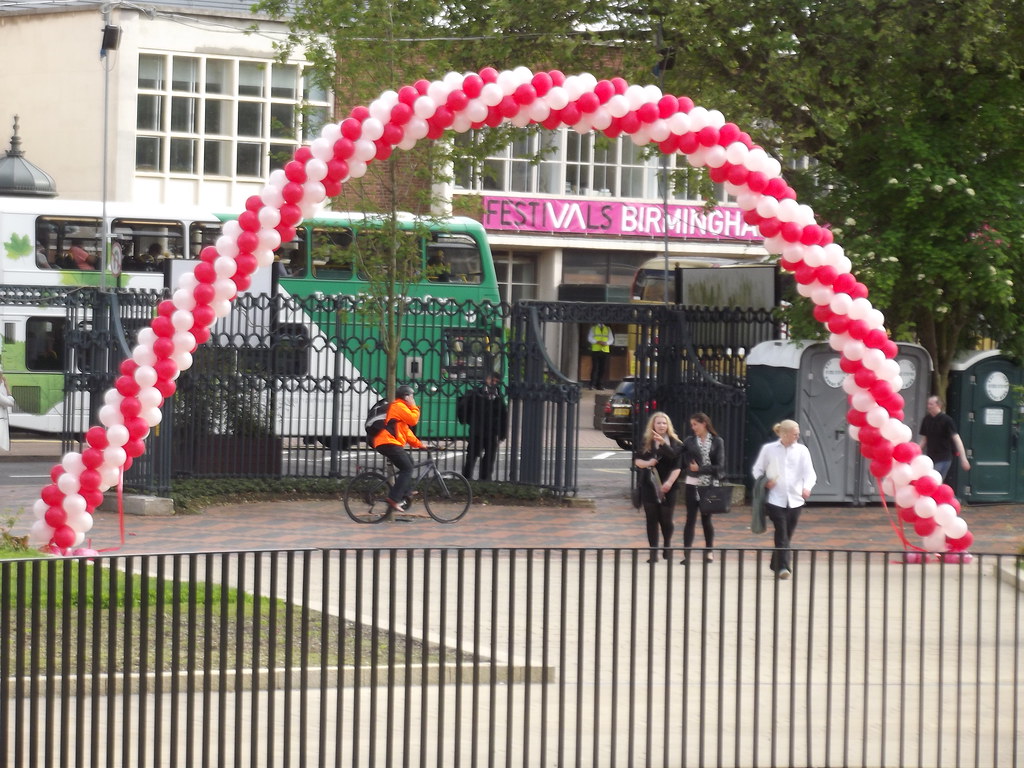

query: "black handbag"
left=698, top=485, right=731, bottom=514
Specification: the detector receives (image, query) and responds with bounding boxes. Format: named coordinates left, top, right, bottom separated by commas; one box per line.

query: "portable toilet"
left=946, top=350, right=1024, bottom=503
left=746, top=340, right=932, bottom=503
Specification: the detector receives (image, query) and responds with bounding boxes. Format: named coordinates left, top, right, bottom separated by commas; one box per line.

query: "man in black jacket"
left=458, top=372, right=508, bottom=481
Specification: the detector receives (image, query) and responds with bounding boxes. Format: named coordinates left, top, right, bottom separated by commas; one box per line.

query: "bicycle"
left=343, top=444, right=472, bottom=524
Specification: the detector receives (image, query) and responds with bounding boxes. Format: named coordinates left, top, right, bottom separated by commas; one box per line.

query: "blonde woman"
left=751, top=419, right=817, bottom=579
left=633, top=411, right=683, bottom=563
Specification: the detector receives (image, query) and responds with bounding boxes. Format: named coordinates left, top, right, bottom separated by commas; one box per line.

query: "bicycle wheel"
left=343, top=471, right=392, bottom=523
left=422, top=470, right=472, bottom=523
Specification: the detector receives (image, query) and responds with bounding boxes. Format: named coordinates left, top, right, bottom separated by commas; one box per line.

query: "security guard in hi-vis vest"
left=588, top=322, right=612, bottom=390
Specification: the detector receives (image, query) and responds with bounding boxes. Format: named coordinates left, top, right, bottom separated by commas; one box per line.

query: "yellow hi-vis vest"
left=589, top=324, right=611, bottom=353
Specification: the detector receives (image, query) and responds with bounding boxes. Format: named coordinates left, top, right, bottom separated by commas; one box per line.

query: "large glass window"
left=454, top=127, right=728, bottom=204
left=136, top=55, right=330, bottom=179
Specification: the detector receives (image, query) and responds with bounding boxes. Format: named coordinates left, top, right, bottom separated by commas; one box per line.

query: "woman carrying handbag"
left=680, top=412, right=725, bottom=564
left=633, top=411, right=683, bottom=563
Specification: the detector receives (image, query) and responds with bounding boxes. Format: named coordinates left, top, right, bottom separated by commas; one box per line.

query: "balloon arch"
left=29, top=67, right=972, bottom=556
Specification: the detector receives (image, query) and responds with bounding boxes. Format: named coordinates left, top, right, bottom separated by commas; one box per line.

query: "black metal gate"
left=36, top=289, right=782, bottom=495
left=510, top=301, right=782, bottom=487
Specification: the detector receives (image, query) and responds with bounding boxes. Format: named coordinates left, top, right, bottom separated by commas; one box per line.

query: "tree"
left=616, top=0, right=1024, bottom=397
left=251, top=0, right=626, bottom=396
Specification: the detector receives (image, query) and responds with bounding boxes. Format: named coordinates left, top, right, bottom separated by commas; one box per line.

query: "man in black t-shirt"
left=918, top=395, right=971, bottom=482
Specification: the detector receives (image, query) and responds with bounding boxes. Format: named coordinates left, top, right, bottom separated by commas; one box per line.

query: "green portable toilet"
left=747, top=339, right=932, bottom=503
left=947, top=350, right=1024, bottom=503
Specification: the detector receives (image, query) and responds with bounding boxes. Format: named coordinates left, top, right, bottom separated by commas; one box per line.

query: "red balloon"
left=42, top=484, right=64, bottom=506
left=50, top=465, right=64, bottom=483
left=577, top=91, right=599, bottom=114
left=374, top=141, right=392, bottom=161
left=390, top=102, right=413, bottom=125
left=858, top=425, right=882, bottom=444
left=893, top=446, right=921, bottom=470
left=840, top=357, right=862, bottom=374
left=813, top=304, right=834, bottom=323
left=914, top=517, right=938, bottom=537
left=244, top=195, right=263, bottom=212
left=637, top=102, right=658, bottom=123
left=708, top=165, right=730, bottom=184
left=332, top=138, right=354, bottom=160
left=898, top=506, right=919, bottom=523
left=200, top=246, right=219, bottom=263
left=593, top=80, right=614, bottom=103
left=124, top=438, right=147, bottom=458
left=293, top=146, right=312, bottom=164
left=82, top=447, right=105, bottom=470
left=853, top=368, right=877, bottom=388
left=746, top=171, right=768, bottom=193
left=869, top=380, right=894, bottom=402
left=815, top=265, right=838, bottom=286
left=869, top=457, right=893, bottom=478
left=44, top=506, right=67, bottom=528
left=152, top=337, right=175, bottom=359
left=742, top=208, right=763, bottom=226
left=463, top=74, right=485, bottom=98
left=151, top=316, right=174, bottom=338
left=828, top=315, right=851, bottom=334
left=120, top=396, right=142, bottom=420
left=913, top=475, right=939, bottom=497
left=658, top=136, right=680, bottom=155
left=513, top=84, right=537, bottom=106
left=280, top=203, right=303, bottom=226
left=235, top=253, right=258, bottom=277
left=832, top=273, right=857, bottom=294
left=82, top=490, right=104, bottom=510
left=190, top=326, right=211, bottom=346
left=154, top=358, right=178, bottom=382
left=764, top=177, right=789, bottom=198
left=281, top=182, right=304, bottom=204
left=620, top=112, right=641, bottom=134
left=479, top=66, right=499, bottom=83
left=846, top=408, right=868, bottom=427
left=800, top=225, right=822, bottom=246
left=657, top=95, right=677, bottom=118
left=677, top=133, right=699, bottom=154
left=697, top=126, right=719, bottom=146
left=397, top=85, right=418, bottom=105
left=156, top=379, right=177, bottom=399
left=276, top=225, right=296, bottom=244
left=194, top=262, right=216, bottom=285
left=53, top=525, right=76, bottom=549
left=119, top=359, right=139, bottom=377
left=726, top=165, right=749, bottom=185
left=86, top=426, right=109, bottom=449
left=193, top=283, right=215, bottom=306
left=780, top=221, right=803, bottom=243
left=78, top=469, right=102, bottom=490
left=237, top=231, right=259, bottom=253
left=157, top=300, right=176, bottom=317
left=934, top=484, right=955, bottom=505
left=126, top=417, right=149, bottom=441
left=340, top=117, right=362, bottom=140
left=232, top=273, right=252, bottom=293
left=864, top=328, right=889, bottom=349
left=718, top=123, right=741, bottom=145
left=677, top=95, right=694, bottom=112
left=284, top=160, right=306, bottom=183
left=431, top=105, right=454, bottom=128
left=381, top=123, right=404, bottom=145
left=560, top=103, right=582, bottom=125
left=946, top=531, right=973, bottom=552
left=116, top=375, right=141, bottom=397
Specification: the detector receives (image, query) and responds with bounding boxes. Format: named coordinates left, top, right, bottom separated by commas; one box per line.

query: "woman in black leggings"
left=680, top=412, right=725, bottom=564
left=633, top=411, right=683, bottom=563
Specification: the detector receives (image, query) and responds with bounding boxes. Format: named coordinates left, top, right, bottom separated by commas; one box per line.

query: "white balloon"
left=687, top=106, right=709, bottom=131
left=914, top=495, right=937, bottom=518
left=397, top=134, right=418, bottom=151
left=909, top=454, right=935, bottom=479
left=354, top=139, right=377, bottom=162
left=704, top=145, right=728, bottom=168
left=260, top=184, right=285, bottom=209
left=830, top=292, right=853, bottom=316
left=511, top=111, right=532, bottom=128
left=844, top=340, right=866, bottom=361
left=497, top=69, right=519, bottom=95
left=851, top=391, right=877, bottom=412
left=426, top=79, right=450, bottom=105
left=303, top=180, right=326, bottom=206
left=841, top=376, right=859, bottom=395
left=706, top=109, right=725, bottom=128
left=590, top=108, right=612, bottom=131
left=866, top=406, right=889, bottom=428
left=257, top=227, right=282, bottom=252
left=467, top=99, right=489, bottom=123
left=103, top=388, right=123, bottom=407
left=777, top=198, right=801, bottom=222
left=310, top=137, right=333, bottom=162
left=173, top=349, right=195, bottom=369
left=922, top=530, right=947, bottom=552
left=796, top=204, right=816, bottom=226
left=745, top=148, right=770, bottom=173
left=347, top=158, right=368, bottom=179
left=213, top=278, right=237, bottom=302
left=888, top=462, right=914, bottom=488
left=29, top=520, right=54, bottom=546
left=171, top=309, right=194, bottom=332
left=305, top=158, right=328, bottom=182
left=255, top=247, right=276, bottom=269
left=103, top=445, right=127, bottom=469
left=848, top=425, right=860, bottom=442
left=667, top=111, right=691, bottom=135
left=828, top=332, right=851, bottom=352
left=361, top=117, right=384, bottom=141
left=106, top=425, right=129, bottom=448
left=795, top=282, right=814, bottom=298
left=849, top=297, right=874, bottom=321
left=894, top=484, right=919, bottom=508
left=99, top=404, right=123, bottom=428
left=762, top=156, right=782, bottom=178
left=562, top=75, right=584, bottom=100
left=545, top=86, right=569, bottom=110
left=756, top=197, right=780, bottom=219
left=607, top=94, right=630, bottom=118
left=406, top=116, right=429, bottom=140
left=138, top=386, right=163, bottom=409
left=480, top=82, right=504, bottom=107
left=687, top=147, right=709, bottom=167
left=214, top=256, right=237, bottom=279
left=933, top=503, right=956, bottom=528
left=624, top=85, right=645, bottom=110
left=944, top=516, right=968, bottom=539
left=134, top=365, right=158, bottom=388
left=57, top=472, right=81, bottom=495
left=70, top=510, right=94, bottom=533
left=413, top=95, right=437, bottom=119
left=642, top=84, right=664, bottom=103
left=215, top=236, right=240, bottom=260
left=33, top=499, right=48, bottom=519
left=99, top=464, right=120, bottom=489
left=649, top=119, right=670, bottom=142
left=811, top=286, right=834, bottom=306
left=136, top=327, right=157, bottom=349
left=862, top=348, right=886, bottom=372
left=172, top=288, right=197, bottom=312
left=725, top=142, right=749, bottom=165
left=736, top=192, right=761, bottom=211
left=142, top=407, right=163, bottom=428
left=62, top=493, right=87, bottom=516
left=762, top=235, right=788, bottom=255
left=443, top=71, right=465, bottom=89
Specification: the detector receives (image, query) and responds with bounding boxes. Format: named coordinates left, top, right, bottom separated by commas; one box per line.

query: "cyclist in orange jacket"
left=372, top=384, right=425, bottom=511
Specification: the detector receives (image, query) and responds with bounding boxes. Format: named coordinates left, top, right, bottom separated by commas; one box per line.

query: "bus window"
left=189, top=221, right=222, bottom=257
left=112, top=218, right=186, bottom=271
left=441, top=328, right=495, bottom=379
left=311, top=227, right=355, bottom=279
left=428, top=234, right=482, bottom=284
left=37, top=217, right=101, bottom=271
left=26, top=317, right=66, bottom=371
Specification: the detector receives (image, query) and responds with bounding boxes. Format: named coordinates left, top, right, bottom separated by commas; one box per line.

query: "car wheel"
left=615, top=438, right=633, bottom=450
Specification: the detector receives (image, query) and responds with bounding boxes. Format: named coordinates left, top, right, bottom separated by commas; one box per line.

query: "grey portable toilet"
left=947, top=350, right=1023, bottom=503
left=746, top=340, right=932, bottom=503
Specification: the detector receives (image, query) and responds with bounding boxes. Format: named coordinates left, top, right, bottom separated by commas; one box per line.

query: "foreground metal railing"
left=2, top=547, right=1022, bottom=767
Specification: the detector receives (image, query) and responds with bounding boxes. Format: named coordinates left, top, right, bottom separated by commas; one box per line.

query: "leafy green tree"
left=618, top=0, right=1024, bottom=397
left=251, top=0, right=624, bottom=396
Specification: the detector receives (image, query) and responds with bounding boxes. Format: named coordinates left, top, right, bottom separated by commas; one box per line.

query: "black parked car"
left=600, top=378, right=653, bottom=450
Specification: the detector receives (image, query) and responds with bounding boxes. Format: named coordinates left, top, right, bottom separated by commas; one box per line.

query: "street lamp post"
left=100, top=18, right=121, bottom=292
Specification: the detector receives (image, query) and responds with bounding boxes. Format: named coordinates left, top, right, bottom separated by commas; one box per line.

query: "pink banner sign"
left=481, top=196, right=762, bottom=241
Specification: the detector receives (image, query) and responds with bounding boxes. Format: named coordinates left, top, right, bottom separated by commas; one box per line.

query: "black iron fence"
left=3, top=547, right=1021, bottom=767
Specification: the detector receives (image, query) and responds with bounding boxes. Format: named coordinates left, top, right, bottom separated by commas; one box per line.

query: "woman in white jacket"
left=751, top=419, right=816, bottom=580
left=0, top=366, right=16, bottom=452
